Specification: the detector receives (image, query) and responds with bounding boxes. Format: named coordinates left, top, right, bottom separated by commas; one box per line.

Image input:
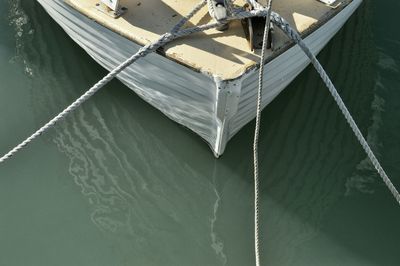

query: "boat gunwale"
left=63, top=0, right=354, bottom=82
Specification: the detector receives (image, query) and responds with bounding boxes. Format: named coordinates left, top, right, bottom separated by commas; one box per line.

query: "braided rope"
left=207, top=0, right=234, bottom=22
left=271, top=14, right=400, bottom=205
left=224, top=0, right=235, bottom=15
left=0, top=9, right=398, bottom=266
left=1, top=3, right=276, bottom=164
left=0, top=1, right=215, bottom=164
left=253, top=2, right=273, bottom=266
left=172, top=0, right=207, bottom=33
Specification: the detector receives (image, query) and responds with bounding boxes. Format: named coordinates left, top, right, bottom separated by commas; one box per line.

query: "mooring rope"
left=171, top=0, right=207, bottom=33
left=1, top=3, right=399, bottom=266
left=0, top=0, right=212, bottom=163
left=253, top=2, right=273, bottom=266
left=0, top=1, right=273, bottom=164
left=269, top=13, right=400, bottom=204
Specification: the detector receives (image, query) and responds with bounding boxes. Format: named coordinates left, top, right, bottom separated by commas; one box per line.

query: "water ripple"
left=8, top=0, right=35, bottom=77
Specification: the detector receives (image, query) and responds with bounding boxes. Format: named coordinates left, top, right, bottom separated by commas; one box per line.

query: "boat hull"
left=37, top=0, right=362, bottom=156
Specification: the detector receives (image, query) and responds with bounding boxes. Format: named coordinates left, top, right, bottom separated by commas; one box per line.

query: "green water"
left=1, top=0, right=400, bottom=265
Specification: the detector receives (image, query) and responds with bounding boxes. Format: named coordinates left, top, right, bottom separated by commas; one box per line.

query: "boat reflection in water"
left=12, top=0, right=393, bottom=265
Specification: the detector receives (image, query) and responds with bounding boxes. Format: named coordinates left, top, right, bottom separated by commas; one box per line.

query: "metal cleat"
left=208, top=0, right=230, bottom=31
left=96, top=0, right=127, bottom=18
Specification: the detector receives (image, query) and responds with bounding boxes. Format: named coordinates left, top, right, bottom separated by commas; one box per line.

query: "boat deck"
left=65, top=0, right=349, bottom=80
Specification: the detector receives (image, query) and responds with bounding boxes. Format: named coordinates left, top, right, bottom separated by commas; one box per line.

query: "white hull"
left=37, top=0, right=362, bottom=156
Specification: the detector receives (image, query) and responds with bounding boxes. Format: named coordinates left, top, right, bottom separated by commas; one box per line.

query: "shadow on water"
left=8, top=0, right=400, bottom=265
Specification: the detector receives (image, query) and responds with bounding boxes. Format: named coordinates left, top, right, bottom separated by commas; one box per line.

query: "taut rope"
left=1, top=2, right=399, bottom=266
left=253, top=2, right=273, bottom=266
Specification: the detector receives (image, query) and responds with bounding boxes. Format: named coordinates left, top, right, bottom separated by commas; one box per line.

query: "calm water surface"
left=1, top=1, right=400, bottom=265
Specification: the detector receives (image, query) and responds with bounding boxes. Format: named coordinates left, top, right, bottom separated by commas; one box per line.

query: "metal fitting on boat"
left=241, top=3, right=274, bottom=51
left=95, top=0, right=127, bottom=18
left=207, top=0, right=230, bottom=31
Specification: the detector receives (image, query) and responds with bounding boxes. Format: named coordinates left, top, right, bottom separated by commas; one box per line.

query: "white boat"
left=36, top=0, right=362, bottom=157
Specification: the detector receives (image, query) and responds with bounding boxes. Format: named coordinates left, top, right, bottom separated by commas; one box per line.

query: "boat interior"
left=65, top=0, right=352, bottom=80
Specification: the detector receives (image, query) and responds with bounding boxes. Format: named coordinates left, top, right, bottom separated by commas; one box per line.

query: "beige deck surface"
left=65, top=0, right=346, bottom=80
